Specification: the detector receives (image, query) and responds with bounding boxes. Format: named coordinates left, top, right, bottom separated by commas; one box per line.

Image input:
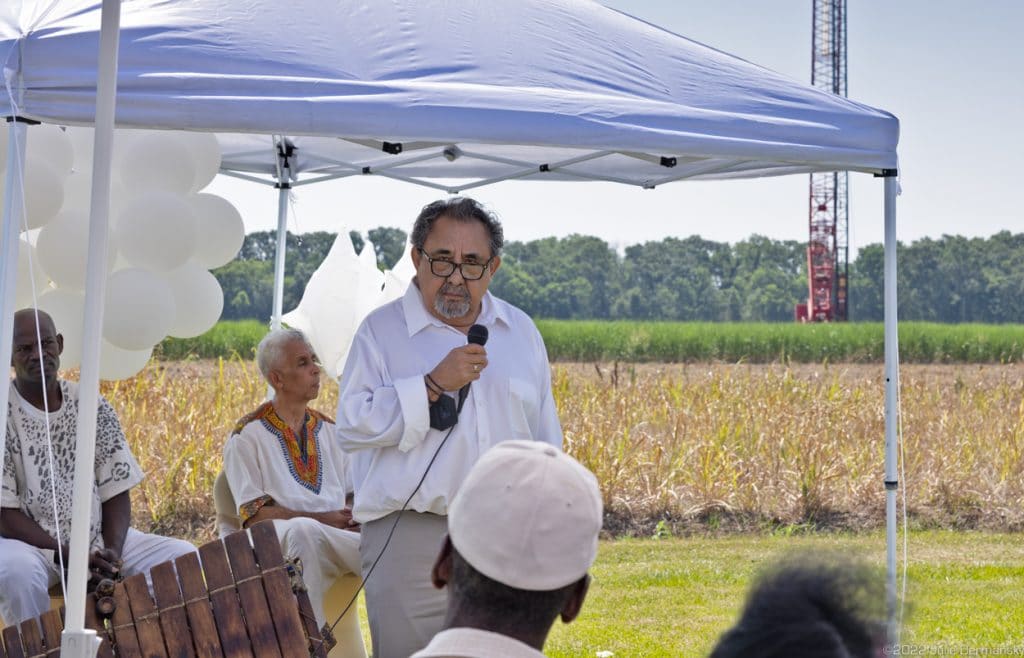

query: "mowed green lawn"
left=352, top=531, right=1024, bottom=655
left=539, top=530, right=1024, bottom=656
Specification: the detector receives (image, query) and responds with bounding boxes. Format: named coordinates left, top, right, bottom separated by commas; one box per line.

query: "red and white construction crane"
left=797, top=0, right=849, bottom=322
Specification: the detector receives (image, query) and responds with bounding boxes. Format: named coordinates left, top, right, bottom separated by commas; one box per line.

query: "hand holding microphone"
left=428, top=324, right=489, bottom=391
left=427, top=325, right=489, bottom=430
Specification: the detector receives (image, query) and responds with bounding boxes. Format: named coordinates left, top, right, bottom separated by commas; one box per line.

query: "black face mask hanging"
left=429, top=394, right=458, bottom=431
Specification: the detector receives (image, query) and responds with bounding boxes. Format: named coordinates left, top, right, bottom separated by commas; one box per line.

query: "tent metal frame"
left=0, top=2, right=903, bottom=655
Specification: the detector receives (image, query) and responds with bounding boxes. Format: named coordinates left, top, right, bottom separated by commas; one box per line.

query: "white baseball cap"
left=447, top=440, right=603, bottom=591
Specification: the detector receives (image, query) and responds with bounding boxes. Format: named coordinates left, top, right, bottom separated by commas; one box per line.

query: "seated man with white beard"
left=224, top=328, right=363, bottom=654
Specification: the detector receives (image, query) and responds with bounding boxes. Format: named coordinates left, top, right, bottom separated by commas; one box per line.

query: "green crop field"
left=159, top=319, right=1024, bottom=364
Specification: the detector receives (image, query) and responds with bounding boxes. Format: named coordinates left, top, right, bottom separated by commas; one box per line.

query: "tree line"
left=213, top=229, right=1024, bottom=323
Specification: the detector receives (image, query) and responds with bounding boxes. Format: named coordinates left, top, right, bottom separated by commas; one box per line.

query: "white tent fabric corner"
left=282, top=231, right=412, bottom=380
left=0, top=0, right=902, bottom=649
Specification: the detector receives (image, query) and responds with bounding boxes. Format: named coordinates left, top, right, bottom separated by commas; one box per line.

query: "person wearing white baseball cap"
left=412, top=440, right=603, bottom=658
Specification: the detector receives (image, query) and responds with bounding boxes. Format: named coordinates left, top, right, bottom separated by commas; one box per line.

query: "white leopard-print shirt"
left=3, top=380, right=143, bottom=550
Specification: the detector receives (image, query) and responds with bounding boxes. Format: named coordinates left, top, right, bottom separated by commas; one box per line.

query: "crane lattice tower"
left=800, top=0, right=848, bottom=322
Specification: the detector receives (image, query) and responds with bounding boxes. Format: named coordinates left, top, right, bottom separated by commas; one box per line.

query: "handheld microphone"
left=458, top=324, right=489, bottom=412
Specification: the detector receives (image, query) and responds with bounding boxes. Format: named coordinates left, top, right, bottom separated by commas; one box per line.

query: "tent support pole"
left=271, top=181, right=290, bottom=330
left=0, top=121, right=29, bottom=505
left=883, top=173, right=899, bottom=643
left=63, top=0, right=122, bottom=656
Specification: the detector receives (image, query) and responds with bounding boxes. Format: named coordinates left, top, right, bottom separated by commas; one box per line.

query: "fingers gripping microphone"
left=458, top=324, right=489, bottom=412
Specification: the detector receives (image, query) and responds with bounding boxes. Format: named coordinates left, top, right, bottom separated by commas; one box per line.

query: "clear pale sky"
left=208, top=1, right=1024, bottom=258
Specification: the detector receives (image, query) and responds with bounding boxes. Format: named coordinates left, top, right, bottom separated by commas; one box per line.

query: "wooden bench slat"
left=248, top=524, right=310, bottom=656
left=17, top=618, right=42, bottom=657
left=289, top=576, right=327, bottom=658
left=124, top=574, right=169, bottom=658
left=2, top=626, right=26, bottom=658
left=223, top=532, right=283, bottom=658
left=151, top=561, right=197, bottom=658
left=83, top=595, right=115, bottom=658
left=38, top=610, right=62, bottom=658
left=198, top=540, right=255, bottom=658
left=110, top=578, right=144, bottom=658
left=175, top=552, right=225, bottom=658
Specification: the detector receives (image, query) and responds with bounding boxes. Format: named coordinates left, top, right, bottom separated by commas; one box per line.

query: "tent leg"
left=63, top=0, right=122, bottom=655
left=270, top=181, right=290, bottom=330
left=883, top=174, right=899, bottom=643
left=0, top=120, right=29, bottom=489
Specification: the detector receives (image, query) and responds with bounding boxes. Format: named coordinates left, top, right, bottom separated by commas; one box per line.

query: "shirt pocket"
left=507, top=376, right=537, bottom=440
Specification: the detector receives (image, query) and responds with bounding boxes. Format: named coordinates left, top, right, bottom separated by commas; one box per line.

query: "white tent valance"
left=3, top=0, right=897, bottom=189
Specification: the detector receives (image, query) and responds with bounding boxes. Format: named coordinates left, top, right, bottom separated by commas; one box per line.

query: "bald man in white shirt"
left=336, top=197, right=562, bottom=658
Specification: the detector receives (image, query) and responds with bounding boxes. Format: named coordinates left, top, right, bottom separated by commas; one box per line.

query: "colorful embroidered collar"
left=253, top=402, right=324, bottom=494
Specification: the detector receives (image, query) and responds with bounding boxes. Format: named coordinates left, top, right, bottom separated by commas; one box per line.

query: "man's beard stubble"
left=434, top=282, right=472, bottom=319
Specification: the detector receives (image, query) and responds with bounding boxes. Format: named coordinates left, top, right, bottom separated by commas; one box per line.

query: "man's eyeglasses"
left=418, top=248, right=493, bottom=281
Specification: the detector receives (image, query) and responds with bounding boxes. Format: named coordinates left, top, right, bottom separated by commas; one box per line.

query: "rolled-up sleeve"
left=336, top=326, right=428, bottom=451
left=223, top=430, right=266, bottom=516
left=2, top=427, right=20, bottom=509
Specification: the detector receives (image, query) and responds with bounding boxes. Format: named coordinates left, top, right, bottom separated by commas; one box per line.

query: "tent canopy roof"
left=2, top=0, right=898, bottom=188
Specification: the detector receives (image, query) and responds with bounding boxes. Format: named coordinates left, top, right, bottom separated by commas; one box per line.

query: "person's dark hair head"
left=447, top=542, right=587, bottom=633
left=709, top=553, right=886, bottom=658
left=410, top=197, right=504, bottom=258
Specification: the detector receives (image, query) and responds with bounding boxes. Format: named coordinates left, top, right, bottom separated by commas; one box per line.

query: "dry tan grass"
left=90, top=360, right=1024, bottom=544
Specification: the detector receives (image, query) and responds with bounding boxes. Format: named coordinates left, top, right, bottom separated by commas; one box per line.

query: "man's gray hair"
left=256, top=328, right=312, bottom=381
left=410, top=196, right=504, bottom=258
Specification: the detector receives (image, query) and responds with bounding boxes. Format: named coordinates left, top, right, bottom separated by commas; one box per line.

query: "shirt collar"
left=413, top=628, right=546, bottom=658
left=402, top=280, right=510, bottom=338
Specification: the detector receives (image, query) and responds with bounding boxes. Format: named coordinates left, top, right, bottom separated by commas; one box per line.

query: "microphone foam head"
left=468, top=324, right=489, bottom=346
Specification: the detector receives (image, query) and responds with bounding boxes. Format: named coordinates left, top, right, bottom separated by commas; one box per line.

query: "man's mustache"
left=439, top=283, right=470, bottom=298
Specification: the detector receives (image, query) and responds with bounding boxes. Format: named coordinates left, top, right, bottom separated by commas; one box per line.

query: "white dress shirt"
left=223, top=403, right=353, bottom=521
left=336, top=282, right=562, bottom=523
left=411, top=627, right=547, bottom=658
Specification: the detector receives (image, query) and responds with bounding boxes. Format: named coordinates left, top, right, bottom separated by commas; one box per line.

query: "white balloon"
left=27, top=125, right=74, bottom=175
left=189, top=193, right=244, bottom=268
left=64, top=126, right=96, bottom=173
left=36, top=288, right=86, bottom=370
left=62, top=170, right=93, bottom=210
left=22, top=156, right=66, bottom=230
left=62, top=170, right=127, bottom=220
left=115, top=191, right=197, bottom=272
left=99, top=340, right=152, bottom=381
left=36, top=209, right=118, bottom=290
left=103, top=268, right=176, bottom=350
left=186, top=132, right=222, bottom=192
left=165, top=262, right=225, bottom=338
left=15, top=239, right=48, bottom=309
left=115, top=130, right=197, bottom=195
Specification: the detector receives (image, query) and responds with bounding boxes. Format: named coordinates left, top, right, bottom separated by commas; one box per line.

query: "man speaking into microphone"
left=336, top=197, right=562, bottom=658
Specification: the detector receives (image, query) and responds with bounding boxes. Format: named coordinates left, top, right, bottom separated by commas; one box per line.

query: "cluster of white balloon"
left=4, top=125, right=244, bottom=380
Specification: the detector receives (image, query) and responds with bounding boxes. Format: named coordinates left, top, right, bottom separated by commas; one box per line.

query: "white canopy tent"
left=1, top=0, right=901, bottom=653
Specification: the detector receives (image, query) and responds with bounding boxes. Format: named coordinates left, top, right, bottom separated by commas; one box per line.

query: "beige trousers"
left=273, top=517, right=361, bottom=626
left=359, top=511, right=448, bottom=658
